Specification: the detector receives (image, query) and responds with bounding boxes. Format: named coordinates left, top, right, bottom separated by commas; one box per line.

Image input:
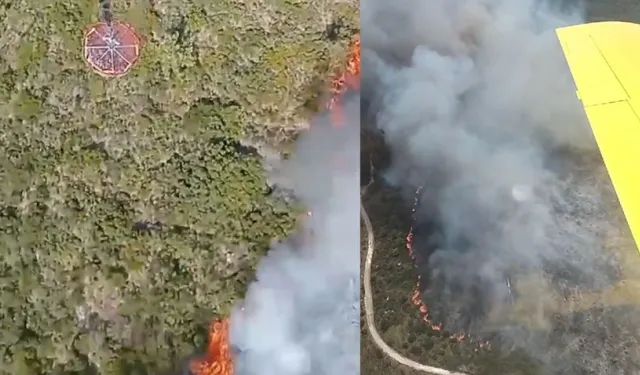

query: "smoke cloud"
left=362, top=0, right=640, bottom=373
left=229, top=98, right=360, bottom=375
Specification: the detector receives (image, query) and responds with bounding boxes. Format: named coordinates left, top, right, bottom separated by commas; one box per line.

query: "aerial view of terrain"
left=361, top=0, right=640, bottom=374
left=0, top=1, right=358, bottom=374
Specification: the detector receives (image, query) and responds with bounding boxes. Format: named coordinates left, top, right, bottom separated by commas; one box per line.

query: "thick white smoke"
left=362, top=0, right=640, bottom=373
left=228, top=98, right=360, bottom=375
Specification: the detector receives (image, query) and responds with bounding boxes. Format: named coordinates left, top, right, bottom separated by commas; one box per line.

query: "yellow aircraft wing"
left=556, top=21, right=640, bottom=253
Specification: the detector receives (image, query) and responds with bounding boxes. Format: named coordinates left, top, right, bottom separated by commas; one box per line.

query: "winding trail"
left=361, top=196, right=471, bottom=375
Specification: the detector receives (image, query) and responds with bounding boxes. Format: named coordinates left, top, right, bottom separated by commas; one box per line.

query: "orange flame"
left=190, top=35, right=361, bottom=375
left=328, top=35, right=361, bottom=125
left=405, top=187, right=490, bottom=349
left=190, top=320, right=233, bottom=375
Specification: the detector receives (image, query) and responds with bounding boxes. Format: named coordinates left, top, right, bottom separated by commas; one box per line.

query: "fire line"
left=406, top=187, right=490, bottom=349
left=189, top=35, right=361, bottom=375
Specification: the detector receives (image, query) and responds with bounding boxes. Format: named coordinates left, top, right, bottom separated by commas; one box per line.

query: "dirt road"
left=362, top=196, right=471, bottom=375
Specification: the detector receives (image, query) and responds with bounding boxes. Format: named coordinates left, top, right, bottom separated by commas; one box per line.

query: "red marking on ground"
left=83, top=21, right=141, bottom=78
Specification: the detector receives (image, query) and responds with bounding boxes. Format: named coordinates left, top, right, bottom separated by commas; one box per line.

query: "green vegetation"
left=360, top=131, right=531, bottom=375
left=360, top=178, right=538, bottom=375
left=0, top=0, right=357, bottom=374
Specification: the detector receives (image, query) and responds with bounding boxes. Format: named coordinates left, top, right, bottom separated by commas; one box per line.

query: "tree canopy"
left=0, top=0, right=358, bottom=374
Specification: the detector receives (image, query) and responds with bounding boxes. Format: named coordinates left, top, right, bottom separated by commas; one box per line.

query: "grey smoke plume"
left=229, top=98, right=360, bottom=375
left=362, top=0, right=640, bottom=373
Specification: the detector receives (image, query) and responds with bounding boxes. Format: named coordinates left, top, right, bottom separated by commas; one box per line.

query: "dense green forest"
left=0, top=0, right=358, bottom=374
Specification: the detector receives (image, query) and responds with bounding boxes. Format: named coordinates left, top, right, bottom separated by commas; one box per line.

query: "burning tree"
left=189, top=320, right=234, bottom=375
